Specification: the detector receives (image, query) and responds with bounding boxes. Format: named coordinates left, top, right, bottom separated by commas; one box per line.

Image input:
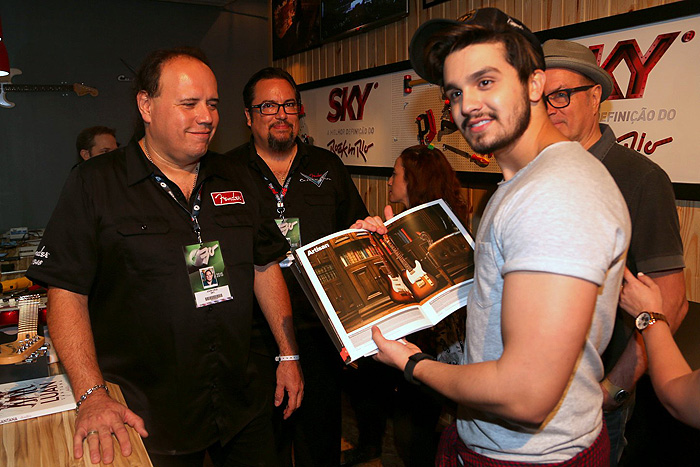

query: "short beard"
left=268, top=132, right=296, bottom=152
left=464, top=89, right=531, bottom=155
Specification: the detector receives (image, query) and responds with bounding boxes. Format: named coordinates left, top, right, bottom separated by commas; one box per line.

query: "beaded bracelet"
left=275, top=355, right=300, bottom=362
left=75, top=383, right=109, bottom=413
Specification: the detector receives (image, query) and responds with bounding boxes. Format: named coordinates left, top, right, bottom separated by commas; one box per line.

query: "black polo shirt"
left=227, top=138, right=369, bottom=333
left=27, top=139, right=288, bottom=454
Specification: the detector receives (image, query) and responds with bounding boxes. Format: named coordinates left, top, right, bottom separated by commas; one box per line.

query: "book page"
left=294, top=199, right=474, bottom=362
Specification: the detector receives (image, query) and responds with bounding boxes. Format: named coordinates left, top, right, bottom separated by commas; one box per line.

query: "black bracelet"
left=403, top=352, right=436, bottom=385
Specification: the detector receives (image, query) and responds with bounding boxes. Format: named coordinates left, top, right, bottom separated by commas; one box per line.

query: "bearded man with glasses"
left=543, top=39, right=688, bottom=467
left=227, top=67, right=368, bottom=467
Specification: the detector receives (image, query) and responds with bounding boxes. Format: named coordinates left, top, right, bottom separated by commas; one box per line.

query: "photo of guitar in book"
left=292, top=199, right=474, bottom=363
left=378, top=234, right=438, bottom=301
left=369, top=235, right=414, bottom=304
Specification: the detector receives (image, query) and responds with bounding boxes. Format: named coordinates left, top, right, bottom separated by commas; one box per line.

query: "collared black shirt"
left=227, top=138, right=369, bottom=333
left=589, top=124, right=685, bottom=372
left=27, top=139, right=288, bottom=454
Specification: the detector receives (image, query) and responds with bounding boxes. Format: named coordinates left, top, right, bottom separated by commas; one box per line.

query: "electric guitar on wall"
left=0, top=68, right=98, bottom=109
left=0, top=294, right=49, bottom=365
left=380, top=235, right=438, bottom=301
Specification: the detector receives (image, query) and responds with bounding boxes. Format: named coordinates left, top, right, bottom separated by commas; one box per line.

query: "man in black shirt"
left=27, top=48, right=302, bottom=466
left=227, top=67, right=369, bottom=466
left=543, top=39, right=688, bottom=466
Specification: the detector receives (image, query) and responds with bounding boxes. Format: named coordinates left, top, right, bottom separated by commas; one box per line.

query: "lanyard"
left=261, top=172, right=293, bottom=220
left=151, top=173, right=205, bottom=245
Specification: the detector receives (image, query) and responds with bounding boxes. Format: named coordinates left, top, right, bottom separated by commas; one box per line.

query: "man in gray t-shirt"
left=354, top=8, right=630, bottom=465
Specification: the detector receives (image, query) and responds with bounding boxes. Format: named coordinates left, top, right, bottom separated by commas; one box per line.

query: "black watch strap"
left=404, top=352, right=436, bottom=385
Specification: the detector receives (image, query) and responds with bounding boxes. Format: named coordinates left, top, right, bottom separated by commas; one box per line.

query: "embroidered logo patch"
left=211, top=191, right=245, bottom=205
left=299, top=171, right=331, bottom=187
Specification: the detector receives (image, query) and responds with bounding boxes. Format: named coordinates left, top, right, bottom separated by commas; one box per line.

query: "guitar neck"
left=17, top=294, right=40, bottom=336
left=2, top=84, right=75, bottom=93
left=382, top=236, right=413, bottom=271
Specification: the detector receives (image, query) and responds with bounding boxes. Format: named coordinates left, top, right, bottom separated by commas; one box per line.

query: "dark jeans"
left=274, top=326, right=343, bottom=467
left=347, top=358, right=443, bottom=467
left=603, top=394, right=634, bottom=467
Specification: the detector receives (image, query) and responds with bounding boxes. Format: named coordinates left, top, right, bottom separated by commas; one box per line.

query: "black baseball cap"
left=409, top=7, right=541, bottom=84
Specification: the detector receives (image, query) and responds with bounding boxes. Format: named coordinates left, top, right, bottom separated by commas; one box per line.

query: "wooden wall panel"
left=274, top=0, right=698, bottom=302
left=678, top=201, right=700, bottom=301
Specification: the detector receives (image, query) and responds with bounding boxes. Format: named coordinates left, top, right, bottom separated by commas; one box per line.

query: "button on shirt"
left=227, top=138, right=369, bottom=330
left=27, top=139, right=288, bottom=454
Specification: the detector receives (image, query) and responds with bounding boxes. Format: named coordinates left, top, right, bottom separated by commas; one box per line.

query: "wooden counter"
left=0, top=381, right=152, bottom=467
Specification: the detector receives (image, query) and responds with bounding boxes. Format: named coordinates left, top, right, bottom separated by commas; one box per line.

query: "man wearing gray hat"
left=354, top=8, right=631, bottom=466
left=543, top=39, right=688, bottom=467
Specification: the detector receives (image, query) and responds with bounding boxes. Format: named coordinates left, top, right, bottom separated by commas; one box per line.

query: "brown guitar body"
left=384, top=273, right=414, bottom=303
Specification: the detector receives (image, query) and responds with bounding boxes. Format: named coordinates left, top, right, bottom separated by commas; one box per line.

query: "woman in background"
left=388, top=144, right=469, bottom=225
left=619, top=269, right=700, bottom=429
left=345, top=145, right=469, bottom=466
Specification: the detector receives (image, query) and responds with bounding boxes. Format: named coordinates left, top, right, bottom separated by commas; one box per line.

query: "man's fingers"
left=123, top=410, right=149, bottom=437
left=99, top=430, right=117, bottom=464
left=112, top=423, right=133, bottom=457
left=274, top=382, right=285, bottom=407
left=86, top=430, right=106, bottom=464
left=72, top=431, right=86, bottom=459
left=371, top=326, right=386, bottom=347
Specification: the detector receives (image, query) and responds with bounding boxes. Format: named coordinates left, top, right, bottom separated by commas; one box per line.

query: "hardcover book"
left=0, top=374, right=76, bottom=425
left=292, top=199, right=474, bottom=362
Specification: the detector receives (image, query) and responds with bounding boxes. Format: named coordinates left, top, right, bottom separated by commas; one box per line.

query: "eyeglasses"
left=249, top=100, right=300, bottom=115
left=544, top=85, right=595, bottom=109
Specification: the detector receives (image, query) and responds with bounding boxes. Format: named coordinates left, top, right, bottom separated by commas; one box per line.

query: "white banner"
left=574, top=13, right=700, bottom=184
left=301, top=74, right=393, bottom=167
left=300, top=8, right=700, bottom=184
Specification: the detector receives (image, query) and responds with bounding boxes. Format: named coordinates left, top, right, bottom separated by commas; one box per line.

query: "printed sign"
left=300, top=7, right=700, bottom=184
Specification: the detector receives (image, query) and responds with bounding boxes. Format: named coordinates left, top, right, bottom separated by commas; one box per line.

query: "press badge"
left=276, top=217, right=301, bottom=268
left=183, top=240, right=233, bottom=308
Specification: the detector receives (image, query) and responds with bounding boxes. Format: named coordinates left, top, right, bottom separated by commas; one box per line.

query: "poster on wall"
left=299, top=3, right=700, bottom=185
left=272, top=0, right=321, bottom=60
left=301, top=74, right=394, bottom=168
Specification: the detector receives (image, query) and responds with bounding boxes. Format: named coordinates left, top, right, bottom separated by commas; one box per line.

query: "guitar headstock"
left=73, top=83, right=98, bottom=97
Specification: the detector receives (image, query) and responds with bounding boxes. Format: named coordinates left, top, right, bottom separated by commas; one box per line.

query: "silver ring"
left=86, top=430, right=99, bottom=437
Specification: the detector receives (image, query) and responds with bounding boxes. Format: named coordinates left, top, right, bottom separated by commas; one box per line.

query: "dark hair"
left=424, top=23, right=545, bottom=87
left=132, top=46, right=211, bottom=138
left=243, top=67, right=301, bottom=109
left=75, top=126, right=116, bottom=156
left=399, top=145, right=469, bottom=224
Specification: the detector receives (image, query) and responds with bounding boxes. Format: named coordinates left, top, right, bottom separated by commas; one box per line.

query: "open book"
left=292, top=199, right=474, bottom=363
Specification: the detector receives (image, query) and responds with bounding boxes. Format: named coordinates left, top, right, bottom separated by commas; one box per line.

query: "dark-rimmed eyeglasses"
left=544, top=85, right=595, bottom=109
left=249, top=100, right=300, bottom=115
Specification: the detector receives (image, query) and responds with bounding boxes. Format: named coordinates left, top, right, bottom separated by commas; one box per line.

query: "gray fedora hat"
left=543, top=39, right=614, bottom=101
left=409, top=7, right=541, bottom=85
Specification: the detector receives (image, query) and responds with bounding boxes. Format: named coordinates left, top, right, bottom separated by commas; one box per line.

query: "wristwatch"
left=403, top=352, right=436, bottom=385
left=601, top=377, right=630, bottom=405
left=635, top=311, right=668, bottom=332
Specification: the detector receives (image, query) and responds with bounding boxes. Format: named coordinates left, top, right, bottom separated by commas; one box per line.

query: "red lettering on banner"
left=590, top=32, right=680, bottom=100
left=327, top=82, right=377, bottom=122
left=211, top=191, right=245, bottom=205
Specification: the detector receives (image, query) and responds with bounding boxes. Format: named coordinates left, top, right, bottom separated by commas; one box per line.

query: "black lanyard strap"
left=152, top=173, right=205, bottom=245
